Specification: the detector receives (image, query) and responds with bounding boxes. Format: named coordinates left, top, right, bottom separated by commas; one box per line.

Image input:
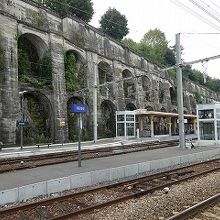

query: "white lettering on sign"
left=77, top=106, right=85, bottom=111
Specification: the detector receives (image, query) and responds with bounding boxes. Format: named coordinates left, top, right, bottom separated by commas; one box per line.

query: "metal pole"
left=93, top=63, right=98, bottom=143
left=78, top=113, right=82, bottom=167
left=20, top=94, right=24, bottom=150
left=176, top=33, right=185, bottom=149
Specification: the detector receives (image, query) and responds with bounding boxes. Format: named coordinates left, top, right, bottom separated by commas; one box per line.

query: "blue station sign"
left=71, top=104, right=87, bottom=113
left=16, top=121, right=29, bottom=127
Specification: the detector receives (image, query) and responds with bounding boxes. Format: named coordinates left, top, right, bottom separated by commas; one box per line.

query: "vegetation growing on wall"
left=16, top=95, right=52, bottom=145
left=74, top=32, right=86, bottom=47
left=32, top=11, right=46, bottom=26
left=43, top=0, right=94, bottom=22
left=194, top=91, right=203, bottom=104
left=65, top=53, right=79, bottom=91
left=0, top=42, right=5, bottom=72
left=18, top=36, right=52, bottom=89
left=0, top=42, right=5, bottom=83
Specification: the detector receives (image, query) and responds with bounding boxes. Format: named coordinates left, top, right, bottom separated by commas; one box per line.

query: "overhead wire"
left=199, top=0, right=220, bottom=19
left=20, top=1, right=220, bottom=90
left=42, top=0, right=132, bottom=32
left=188, top=0, right=220, bottom=24
left=170, top=0, right=220, bottom=31
left=208, top=0, right=220, bottom=11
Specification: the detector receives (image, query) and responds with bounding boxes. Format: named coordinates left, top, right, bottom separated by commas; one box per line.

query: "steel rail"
left=0, top=140, right=178, bottom=174
left=49, top=167, right=220, bottom=219
left=0, top=158, right=220, bottom=219
left=167, top=193, right=220, bottom=220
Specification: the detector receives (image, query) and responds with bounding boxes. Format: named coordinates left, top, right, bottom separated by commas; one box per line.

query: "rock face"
left=0, top=0, right=219, bottom=145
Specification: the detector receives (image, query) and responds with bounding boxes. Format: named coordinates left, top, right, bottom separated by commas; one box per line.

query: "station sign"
left=16, top=121, right=29, bottom=127
left=70, top=104, right=87, bottom=113
left=177, top=119, right=188, bottom=123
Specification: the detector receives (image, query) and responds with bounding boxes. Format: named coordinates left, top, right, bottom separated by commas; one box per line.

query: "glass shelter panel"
left=198, top=109, right=214, bottom=119
left=126, top=115, right=135, bottom=121
left=117, top=123, right=125, bottom=136
left=217, top=122, right=220, bottom=140
left=216, top=109, right=220, bottom=119
left=199, top=121, right=215, bottom=140
left=117, top=115, right=124, bottom=121
left=126, top=123, right=135, bottom=136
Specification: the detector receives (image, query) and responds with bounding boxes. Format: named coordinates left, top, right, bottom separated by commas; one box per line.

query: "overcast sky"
left=90, top=0, right=220, bottom=80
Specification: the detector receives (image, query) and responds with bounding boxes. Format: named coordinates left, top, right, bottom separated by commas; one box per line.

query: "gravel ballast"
left=78, top=172, right=220, bottom=220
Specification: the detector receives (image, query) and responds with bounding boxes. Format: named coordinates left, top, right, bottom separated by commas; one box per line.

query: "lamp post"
left=19, top=91, right=27, bottom=150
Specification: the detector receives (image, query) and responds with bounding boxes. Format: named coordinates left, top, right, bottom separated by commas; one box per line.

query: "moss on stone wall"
left=0, top=43, right=5, bottom=72
left=0, top=42, right=5, bottom=83
left=32, top=11, right=46, bottom=26
left=18, top=38, right=52, bottom=89
left=65, top=53, right=79, bottom=91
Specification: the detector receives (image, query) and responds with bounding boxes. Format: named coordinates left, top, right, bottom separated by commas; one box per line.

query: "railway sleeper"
left=35, top=206, right=53, bottom=218
left=122, top=181, right=139, bottom=190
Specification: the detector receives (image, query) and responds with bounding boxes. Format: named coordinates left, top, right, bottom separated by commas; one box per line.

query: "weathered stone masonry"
left=0, top=0, right=219, bottom=145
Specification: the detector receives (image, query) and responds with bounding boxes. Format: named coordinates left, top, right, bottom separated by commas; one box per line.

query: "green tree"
left=100, top=7, right=129, bottom=41
left=43, top=0, right=94, bottom=21
left=140, top=28, right=172, bottom=66
left=44, top=0, right=69, bottom=16
left=69, top=0, right=94, bottom=22
left=206, top=77, right=220, bottom=92
left=122, top=38, right=140, bottom=54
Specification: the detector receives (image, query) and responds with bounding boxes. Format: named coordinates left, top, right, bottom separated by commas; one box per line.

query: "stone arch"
left=170, top=87, right=177, bottom=105
left=16, top=91, right=54, bottom=145
left=67, top=96, right=90, bottom=141
left=126, top=103, right=136, bottom=111
left=17, top=33, right=52, bottom=88
left=100, top=100, right=116, bottom=138
left=98, top=61, right=114, bottom=98
left=142, top=76, right=151, bottom=101
left=172, top=109, right=177, bottom=113
left=18, top=33, right=47, bottom=58
left=122, top=69, right=136, bottom=99
left=145, top=106, right=154, bottom=111
left=65, top=50, right=87, bottom=91
left=159, top=81, right=165, bottom=103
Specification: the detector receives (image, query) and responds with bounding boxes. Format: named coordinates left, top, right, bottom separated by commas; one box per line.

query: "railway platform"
left=0, top=134, right=220, bottom=206
left=0, top=134, right=194, bottom=159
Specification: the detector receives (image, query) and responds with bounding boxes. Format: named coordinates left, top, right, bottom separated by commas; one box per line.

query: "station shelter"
left=197, top=103, right=220, bottom=141
left=116, top=109, right=197, bottom=139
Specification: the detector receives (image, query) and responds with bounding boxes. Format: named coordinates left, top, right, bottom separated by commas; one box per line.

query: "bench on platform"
left=36, top=143, right=52, bottom=149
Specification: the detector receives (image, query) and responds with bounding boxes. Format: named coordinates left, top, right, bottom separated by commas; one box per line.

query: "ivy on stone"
left=0, top=43, right=5, bottom=72
left=18, top=41, right=52, bottom=89
left=65, top=53, right=79, bottom=91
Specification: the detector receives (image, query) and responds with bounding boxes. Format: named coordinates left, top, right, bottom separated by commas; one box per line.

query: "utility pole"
left=176, top=33, right=185, bottom=149
left=93, top=63, right=98, bottom=143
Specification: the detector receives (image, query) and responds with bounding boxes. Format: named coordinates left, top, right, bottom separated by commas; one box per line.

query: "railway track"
left=0, top=140, right=179, bottom=174
left=168, top=193, right=220, bottom=220
left=0, top=157, right=219, bottom=220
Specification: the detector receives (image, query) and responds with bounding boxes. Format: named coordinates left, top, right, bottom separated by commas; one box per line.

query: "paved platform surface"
left=0, top=134, right=218, bottom=191
left=0, top=135, right=195, bottom=159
